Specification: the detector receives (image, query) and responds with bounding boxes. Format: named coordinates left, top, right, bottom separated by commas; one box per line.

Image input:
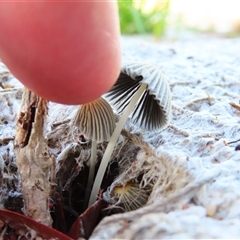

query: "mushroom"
left=89, top=61, right=172, bottom=205
left=111, top=181, right=149, bottom=211
left=106, top=181, right=149, bottom=212
left=72, top=97, right=115, bottom=205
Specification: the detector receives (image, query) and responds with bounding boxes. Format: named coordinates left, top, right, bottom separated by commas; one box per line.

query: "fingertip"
left=0, top=2, right=121, bottom=105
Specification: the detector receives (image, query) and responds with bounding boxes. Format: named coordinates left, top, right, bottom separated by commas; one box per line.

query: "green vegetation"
left=118, top=0, right=170, bottom=38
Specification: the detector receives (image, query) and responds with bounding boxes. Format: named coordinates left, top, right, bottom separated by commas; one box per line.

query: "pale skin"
left=0, top=2, right=121, bottom=213
left=0, top=2, right=121, bottom=104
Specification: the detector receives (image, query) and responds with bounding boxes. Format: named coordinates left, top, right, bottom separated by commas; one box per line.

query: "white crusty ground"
left=1, top=34, right=240, bottom=238
left=91, top=35, right=240, bottom=239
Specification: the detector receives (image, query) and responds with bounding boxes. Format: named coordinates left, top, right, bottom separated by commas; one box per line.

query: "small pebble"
left=206, top=204, right=217, bottom=217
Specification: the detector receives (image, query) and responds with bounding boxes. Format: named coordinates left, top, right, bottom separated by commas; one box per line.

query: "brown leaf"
left=68, top=197, right=108, bottom=239
left=0, top=209, right=73, bottom=239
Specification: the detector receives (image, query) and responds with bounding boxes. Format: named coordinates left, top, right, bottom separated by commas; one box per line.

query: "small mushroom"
left=106, top=181, right=149, bottom=212
left=72, top=97, right=115, bottom=205
left=89, top=61, right=172, bottom=205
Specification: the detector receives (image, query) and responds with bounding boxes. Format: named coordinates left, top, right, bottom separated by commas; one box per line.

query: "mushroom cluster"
left=72, top=61, right=172, bottom=207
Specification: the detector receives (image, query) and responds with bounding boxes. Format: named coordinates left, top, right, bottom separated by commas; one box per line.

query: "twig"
left=228, top=138, right=240, bottom=145
left=171, top=104, right=185, bottom=114
left=229, top=102, right=240, bottom=111
left=0, top=87, right=21, bottom=93
left=167, top=124, right=189, bottom=137
left=184, top=96, right=215, bottom=108
left=0, top=137, right=15, bottom=145
left=51, top=119, right=71, bottom=129
left=206, top=91, right=212, bottom=106
left=15, top=87, right=52, bottom=226
left=169, top=81, right=192, bottom=86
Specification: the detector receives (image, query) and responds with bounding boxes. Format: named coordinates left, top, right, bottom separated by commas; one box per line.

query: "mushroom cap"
left=72, top=97, right=115, bottom=142
left=109, top=181, right=149, bottom=212
left=106, top=61, right=172, bottom=130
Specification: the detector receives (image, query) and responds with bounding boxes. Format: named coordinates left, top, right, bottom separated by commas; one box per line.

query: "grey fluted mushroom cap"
left=106, top=62, right=172, bottom=130
left=72, top=97, right=115, bottom=142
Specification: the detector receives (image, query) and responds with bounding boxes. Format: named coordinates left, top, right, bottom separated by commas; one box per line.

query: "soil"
left=1, top=33, right=240, bottom=238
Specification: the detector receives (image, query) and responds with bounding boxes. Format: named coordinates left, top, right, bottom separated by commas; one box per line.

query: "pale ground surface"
left=1, top=34, right=240, bottom=238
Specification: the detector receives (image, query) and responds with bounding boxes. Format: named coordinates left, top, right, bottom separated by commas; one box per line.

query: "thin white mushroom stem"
left=88, top=83, right=148, bottom=206
left=84, top=140, right=97, bottom=206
